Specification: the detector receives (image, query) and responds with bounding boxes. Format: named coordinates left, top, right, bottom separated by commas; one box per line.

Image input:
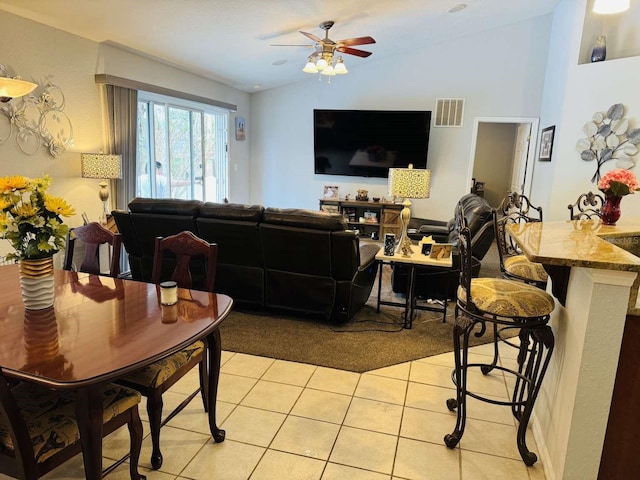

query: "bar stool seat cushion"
left=504, top=255, right=548, bottom=283
left=0, top=383, right=141, bottom=464
left=120, top=340, right=205, bottom=388
left=458, top=278, right=554, bottom=318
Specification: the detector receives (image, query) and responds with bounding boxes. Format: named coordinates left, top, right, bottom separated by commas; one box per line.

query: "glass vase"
left=591, top=35, right=607, bottom=63
left=19, top=257, right=55, bottom=310
left=601, top=194, right=622, bottom=226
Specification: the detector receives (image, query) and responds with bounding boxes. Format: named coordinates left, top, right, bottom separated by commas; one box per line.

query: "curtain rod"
left=95, top=74, right=237, bottom=112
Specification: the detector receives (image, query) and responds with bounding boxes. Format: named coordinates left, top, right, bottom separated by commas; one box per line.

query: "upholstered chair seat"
left=502, top=255, right=549, bottom=284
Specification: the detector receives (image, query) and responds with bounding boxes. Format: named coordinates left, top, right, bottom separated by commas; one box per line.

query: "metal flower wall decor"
left=0, top=66, right=73, bottom=158
left=576, top=103, right=640, bottom=183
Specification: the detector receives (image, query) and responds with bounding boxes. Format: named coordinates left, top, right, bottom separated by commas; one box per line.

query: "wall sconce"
left=0, top=65, right=37, bottom=102
left=81, top=153, right=122, bottom=224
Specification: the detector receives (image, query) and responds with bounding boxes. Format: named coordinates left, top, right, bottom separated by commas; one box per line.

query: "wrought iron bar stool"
left=567, top=191, right=604, bottom=220
left=444, top=201, right=555, bottom=466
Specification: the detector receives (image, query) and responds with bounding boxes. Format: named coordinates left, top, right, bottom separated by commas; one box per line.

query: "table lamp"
left=81, top=153, right=122, bottom=224
left=388, top=164, right=431, bottom=257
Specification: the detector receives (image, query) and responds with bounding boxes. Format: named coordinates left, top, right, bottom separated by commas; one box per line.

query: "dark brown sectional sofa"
left=112, top=198, right=379, bottom=323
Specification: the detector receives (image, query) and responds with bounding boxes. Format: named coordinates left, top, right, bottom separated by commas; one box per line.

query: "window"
left=136, top=91, right=229, bottom=202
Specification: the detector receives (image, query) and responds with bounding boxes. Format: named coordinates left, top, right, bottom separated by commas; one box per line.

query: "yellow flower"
left=0, top=176, right=29, bottom=194
left=44, top=196, right=76, bottom=217
left=13, top=202, right=38, bottom=218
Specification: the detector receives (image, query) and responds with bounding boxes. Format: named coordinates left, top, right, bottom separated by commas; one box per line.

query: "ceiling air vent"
left=434, top=98, right=465, bottom=127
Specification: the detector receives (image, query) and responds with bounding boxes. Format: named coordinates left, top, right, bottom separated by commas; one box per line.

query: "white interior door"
left=510, top=123, right=532, bottom=193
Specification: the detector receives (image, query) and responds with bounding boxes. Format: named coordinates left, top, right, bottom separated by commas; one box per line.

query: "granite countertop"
left=507, top=218, right=640, bottom=314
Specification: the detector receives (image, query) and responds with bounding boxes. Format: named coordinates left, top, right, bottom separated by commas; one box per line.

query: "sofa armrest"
left=358, top=243, right=379, bottom=271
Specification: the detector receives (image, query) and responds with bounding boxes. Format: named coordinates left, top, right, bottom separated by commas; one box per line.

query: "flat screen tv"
left=314, top=109, right=431, bottom=178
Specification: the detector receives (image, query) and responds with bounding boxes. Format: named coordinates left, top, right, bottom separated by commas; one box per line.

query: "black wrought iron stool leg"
left=514, top=326, right=554, bottom=466
left=481, top=321, right=500, bottom=375
left=444, top=314, right=476, bottom=448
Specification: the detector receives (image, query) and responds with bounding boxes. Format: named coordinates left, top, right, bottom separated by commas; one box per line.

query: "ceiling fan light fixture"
left=315, top=57, right=328, bottom=71
left=303, top=57, right=318, bottom=73
left=334, top=57, right=348, bottom=74
left=593, top=0, right=629, bottom=13
left=321, top=65, right=335, bottom=76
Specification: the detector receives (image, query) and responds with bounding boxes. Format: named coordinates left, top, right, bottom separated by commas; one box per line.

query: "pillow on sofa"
left=199, top=202, right=264, bottom=221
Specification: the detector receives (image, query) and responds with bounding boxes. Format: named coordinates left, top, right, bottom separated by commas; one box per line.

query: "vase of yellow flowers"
left=0, top=175, right=75, bottom=309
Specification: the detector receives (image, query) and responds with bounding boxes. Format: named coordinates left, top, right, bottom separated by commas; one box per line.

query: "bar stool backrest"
left=455, top=201, right=480, bottom=315
left=494, top=193, right=542, bottom=267
left=567, top=191, right=604, bottom=220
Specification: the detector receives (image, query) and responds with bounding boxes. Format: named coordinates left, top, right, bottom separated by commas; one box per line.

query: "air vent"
left=434, top=98, right=465, bottom=127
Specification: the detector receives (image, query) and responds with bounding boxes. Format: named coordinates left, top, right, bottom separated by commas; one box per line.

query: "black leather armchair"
left=392, top=194, right=494, bottom=299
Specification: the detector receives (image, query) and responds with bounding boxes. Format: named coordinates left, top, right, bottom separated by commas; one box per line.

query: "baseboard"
left=531, top=412, right=555, bottom=480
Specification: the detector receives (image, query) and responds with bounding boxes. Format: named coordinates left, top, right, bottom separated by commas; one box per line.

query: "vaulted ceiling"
left=0, top=0, right=561, bottom=92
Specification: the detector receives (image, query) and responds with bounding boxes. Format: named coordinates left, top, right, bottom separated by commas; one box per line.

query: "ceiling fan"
left=272, top=21, right=376, bottom=76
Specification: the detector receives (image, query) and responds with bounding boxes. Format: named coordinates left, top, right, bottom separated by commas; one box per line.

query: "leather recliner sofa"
left=392, top=193, right=495, bottom=299
left=112, top=198, right=379, bottom=323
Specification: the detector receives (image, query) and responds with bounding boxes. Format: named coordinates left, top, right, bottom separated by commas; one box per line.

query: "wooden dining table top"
left=0, top=265, right=234, bottom=388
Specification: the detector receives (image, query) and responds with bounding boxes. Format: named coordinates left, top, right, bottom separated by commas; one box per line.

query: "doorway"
left=467, top=117, right=539, bottom=208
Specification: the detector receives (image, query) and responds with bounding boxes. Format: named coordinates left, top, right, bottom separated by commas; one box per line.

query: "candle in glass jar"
left=160, top=281, right=178, bottom=305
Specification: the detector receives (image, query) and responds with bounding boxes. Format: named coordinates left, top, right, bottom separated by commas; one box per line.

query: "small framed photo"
left=430, top=243, right=452, bottom=260
left=235, top=116, right=246, bottom=141
left=323, top=185, right=339, bottom=199
left=539, top=125, right=555, bottom=162
left=421, top=243, right=433, bottom=256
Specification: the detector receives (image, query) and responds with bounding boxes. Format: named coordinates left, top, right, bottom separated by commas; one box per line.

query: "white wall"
left=251, top=15, right=553, bottom=220
left=0, top=11, right=251, bottom=256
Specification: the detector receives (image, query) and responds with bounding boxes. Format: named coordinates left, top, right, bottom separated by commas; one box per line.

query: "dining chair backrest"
left=494, top=192, right=542, bottom=265
left=63, top=222, right=122, bottom=277
left=150, top=230, right=218, bottom=292
left=567, top=191, right=604, bottom=220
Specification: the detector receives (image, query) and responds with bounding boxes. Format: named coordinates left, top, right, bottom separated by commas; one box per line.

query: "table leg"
left=405, top=265, right=417, bottom=329
left=76, top=386, right=104, bottom=480
left=376, top=260, right=384, bottom=313
left=206, top=328, right=226, bottom=443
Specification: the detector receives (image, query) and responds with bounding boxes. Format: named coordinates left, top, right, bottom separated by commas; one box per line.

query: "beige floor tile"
left=220, top=352, right=275, bottom=378
left=354, top=374, right=408, bottom=405
left=307, top=366, right=360, bottom=395
left=394, top=437, right=460, bottom=480
left=344, top=397, right=404, bottom=435
left=167, top=366, right=201, bottom=396
left=139, top=425, right=210, bottom=474
left=459, top=418, right=521, bottom=460
left=367, top=361, right=411, bottom=380
left=221, top=350, right=235, bottom=365
left=329, top=426, right=398, bottom=475
left=181, top=439, right=265, bottom=480
left=405, top=381, right=456, bottom=414
left=270, top=416, right=340, bottom=460
left=290, top=388, right=352, bottom=424
left=409, top=361, right=457, bottom=388
left=415, top=351, right=490, bottom=369
left=469, top=341, right=519, bottom=360
left=165, top=398, right=236, bottom=435
left=250, top=449, right=325, bottom=480
left=102, top=423, right=141, bottom=463
left=262, top=359, right=317, bottom=386
left=465, top=370, right=509, bottom=399
left=466, top=394, right=516, bottom=426
left=322, top=462, right=391, bottom=480
left=460, top=450, right=530, bottom=480
left=221, top=405, right=286, bottom=447
left=217, top=372, right=258, bottom=404
left=401, top=406, right=456, bottom=445
left=241, top=379, right=303, bottom=413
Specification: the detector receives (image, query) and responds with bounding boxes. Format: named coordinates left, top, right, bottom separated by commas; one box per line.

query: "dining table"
left=0, top=265, right=233, bottom=480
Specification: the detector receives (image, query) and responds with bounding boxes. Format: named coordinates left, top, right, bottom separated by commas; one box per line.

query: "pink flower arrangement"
left=597, top=168, right=639, bottom=197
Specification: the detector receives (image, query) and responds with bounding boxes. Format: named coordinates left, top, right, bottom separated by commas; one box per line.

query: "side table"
left=375, top=247, right=453, bottom=328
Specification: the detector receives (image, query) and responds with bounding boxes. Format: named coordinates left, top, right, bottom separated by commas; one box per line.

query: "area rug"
left=218, top=243, right=506, bottom=373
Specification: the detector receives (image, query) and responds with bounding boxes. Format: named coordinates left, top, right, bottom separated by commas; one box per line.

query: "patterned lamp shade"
left=81, top=153, right=122, bottom=179
left=388, top=164, right=431, bottom=199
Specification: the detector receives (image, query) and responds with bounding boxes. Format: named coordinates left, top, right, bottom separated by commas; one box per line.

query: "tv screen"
left=314, top=109, right=431, bottom=178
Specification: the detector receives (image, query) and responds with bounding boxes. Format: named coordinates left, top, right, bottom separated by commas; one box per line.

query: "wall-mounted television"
left=314, top=109, right=431, bottom=178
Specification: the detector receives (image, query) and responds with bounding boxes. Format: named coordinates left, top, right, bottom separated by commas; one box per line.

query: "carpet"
left=219, top=242, right=505, bottom=373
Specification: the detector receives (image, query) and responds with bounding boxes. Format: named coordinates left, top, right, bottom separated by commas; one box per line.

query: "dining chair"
left=0, top=364, right=144, bottom=479
left=63, top=221, right=122, bottom=277
left=116, top=230, right=218, bottom=470
left=567, top=191, right=604, bottom=220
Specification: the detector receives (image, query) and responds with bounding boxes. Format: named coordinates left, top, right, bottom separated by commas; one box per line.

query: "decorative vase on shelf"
left=591, top=35, right=607, bottom=63
left=601, top=194, right=622, bottom=226
left=19, top=256, right=55, bottom=310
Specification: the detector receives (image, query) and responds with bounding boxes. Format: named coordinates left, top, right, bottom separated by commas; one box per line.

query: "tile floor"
left=29, top=340, right=548, bottom=480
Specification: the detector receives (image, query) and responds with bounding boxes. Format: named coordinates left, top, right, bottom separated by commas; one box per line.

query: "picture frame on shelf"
left=323, top=185, right=339, bottom=199
left=539, top=125, right=555, bottom=162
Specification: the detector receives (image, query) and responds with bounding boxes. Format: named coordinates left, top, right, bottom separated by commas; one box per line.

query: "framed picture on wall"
left=235, top=116, right=246, bottom=141
left=539, top=125, right=555, bottom=161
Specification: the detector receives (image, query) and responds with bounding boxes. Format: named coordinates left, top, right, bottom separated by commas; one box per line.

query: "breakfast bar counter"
left=507, top=218, right=640, bottom=480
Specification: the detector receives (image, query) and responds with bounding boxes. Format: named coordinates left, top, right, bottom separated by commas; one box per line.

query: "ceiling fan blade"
left=299, top=31, right=322, bottom=43
left=338, top=36, right=376, bottom=47
left=271, top=44, right=316, bottom=47
left=336, top=46, right=372, bottom=58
